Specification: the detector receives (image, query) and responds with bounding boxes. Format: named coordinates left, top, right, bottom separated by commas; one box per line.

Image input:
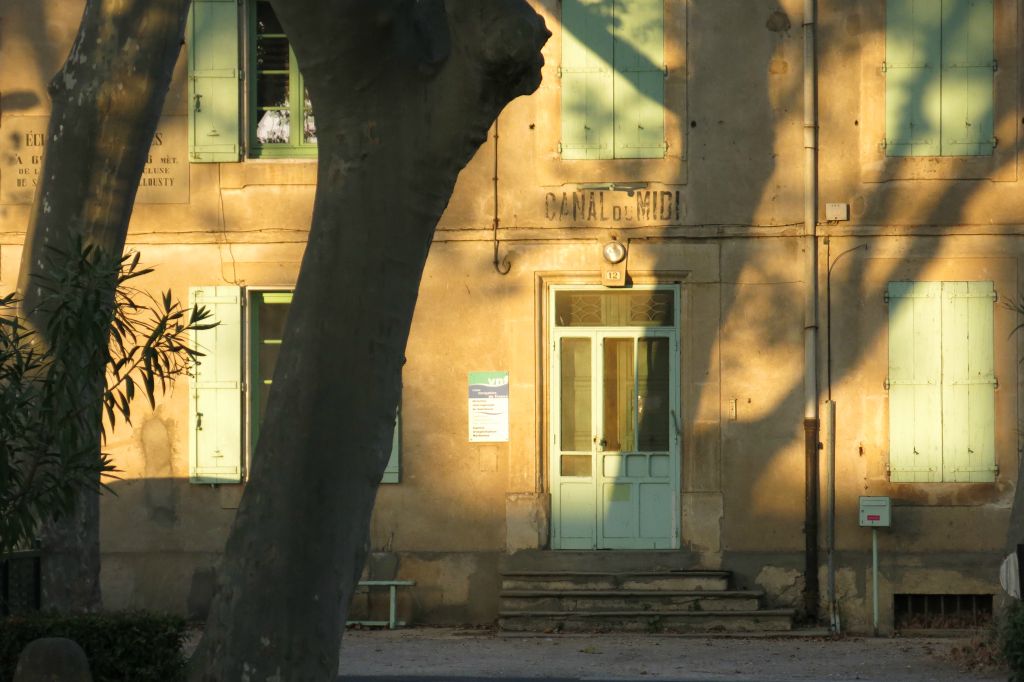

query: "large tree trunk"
left=16, top=0, right=190, bottom=612
left=189, top=2, right=546, bottom=679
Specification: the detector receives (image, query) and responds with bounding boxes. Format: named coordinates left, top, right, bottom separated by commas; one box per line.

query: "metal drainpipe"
left=802, top=0, right=821, bottom=622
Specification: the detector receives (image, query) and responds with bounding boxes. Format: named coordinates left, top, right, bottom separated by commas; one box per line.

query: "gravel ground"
left=335, top=628, right=1008, bottom=681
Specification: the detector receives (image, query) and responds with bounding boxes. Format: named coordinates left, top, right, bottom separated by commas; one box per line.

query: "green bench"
left=347, top=579, right=415, bottom=629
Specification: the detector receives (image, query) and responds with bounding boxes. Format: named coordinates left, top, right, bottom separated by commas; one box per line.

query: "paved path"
left=336, top=628, right=1006, bottom=682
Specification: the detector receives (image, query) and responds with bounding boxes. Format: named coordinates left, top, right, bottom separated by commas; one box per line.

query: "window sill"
left=858, top=149, right=1016, bottom=183
left=862, top=478, right=1011, bottom=507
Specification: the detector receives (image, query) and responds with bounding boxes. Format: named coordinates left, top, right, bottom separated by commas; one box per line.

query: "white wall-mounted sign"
left=468, top=371, right=509, bottom=443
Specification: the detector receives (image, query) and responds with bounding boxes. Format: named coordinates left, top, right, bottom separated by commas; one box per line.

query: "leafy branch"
left=0, top=246, right=214, bottom=555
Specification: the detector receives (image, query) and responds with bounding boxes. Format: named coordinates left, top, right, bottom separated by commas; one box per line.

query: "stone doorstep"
left=499, top=569, right=731, bottom=578
left=499, top=550, right=704, bottom=573
left=500, top=571, right=731, bottom=592
left=495, top=625, right=832, bottom=639
left=500, top=589, right=764, bottom=612
left=497, top=609, right=797, bottom=633
left=500, top=579, right=731, bottom=591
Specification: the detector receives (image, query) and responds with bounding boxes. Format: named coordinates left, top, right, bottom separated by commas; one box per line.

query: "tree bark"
left=16, top=0, right=190, bottom=613
left=189, top=1, right=547, bottom=679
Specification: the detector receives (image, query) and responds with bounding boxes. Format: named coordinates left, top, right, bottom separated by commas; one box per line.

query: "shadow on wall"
left=0, top=91, right=41, bottom=113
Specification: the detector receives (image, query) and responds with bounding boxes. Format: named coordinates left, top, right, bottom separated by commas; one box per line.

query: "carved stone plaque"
left=1, top=115, right=189, bottom=205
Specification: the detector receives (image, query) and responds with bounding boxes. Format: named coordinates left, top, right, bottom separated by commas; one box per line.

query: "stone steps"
left=497, top=553, right=795, bottom=634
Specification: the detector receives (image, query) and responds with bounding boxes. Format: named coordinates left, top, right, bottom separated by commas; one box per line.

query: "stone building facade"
left=0, top=0, right=1019, bottom=633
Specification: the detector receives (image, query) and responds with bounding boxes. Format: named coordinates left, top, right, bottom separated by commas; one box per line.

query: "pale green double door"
left=550, top=288, right=680, bottom=549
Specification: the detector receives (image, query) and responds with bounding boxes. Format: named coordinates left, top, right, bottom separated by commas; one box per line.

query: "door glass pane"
left=638, top=337, right=670, bottom=451
left=255, top=1, right=291, bottom=144
left=253, top=293, right=292, bottom=441
left=629, top=291, right=674, bottom=326
left=561, top=455, right=592, bottom=477
left=303, top=88, right=317, bottom=143
left=256, top=0, right=285, bottom=35
left=559, top=338, right=592, bottom=451
left=603, top=339, right=635, bottom=452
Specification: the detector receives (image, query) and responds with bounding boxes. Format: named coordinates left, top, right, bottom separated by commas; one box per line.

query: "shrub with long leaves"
left=0, top=246, right=213, bottom=555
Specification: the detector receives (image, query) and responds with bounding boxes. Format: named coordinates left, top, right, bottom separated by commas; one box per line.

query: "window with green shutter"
left=189, top=288, right=402, bottom=484
left=885, top=0, right=994, bottom=157
left=188, top=0, right=317, bottom=161
left=886, top=281, right=996, bottom=483
left=561, top=0, right=666, bottom=160
left=188, top=0, right=242, bottom=162
left=189, top=286, right=244, bottom=483
left=249, top=292, right=400, bottom=482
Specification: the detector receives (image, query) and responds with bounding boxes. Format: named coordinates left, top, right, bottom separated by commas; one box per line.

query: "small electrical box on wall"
left=825, top=202, right=850, bottom=221
left=858, top=496, right=891, bottom=528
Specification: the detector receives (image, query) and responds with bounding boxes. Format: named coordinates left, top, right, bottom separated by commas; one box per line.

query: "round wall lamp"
left=602, top=240, right=627, bottom=264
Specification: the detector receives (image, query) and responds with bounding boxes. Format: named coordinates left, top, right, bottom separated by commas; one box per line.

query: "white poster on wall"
left=468, top=371, right=509, bottom=443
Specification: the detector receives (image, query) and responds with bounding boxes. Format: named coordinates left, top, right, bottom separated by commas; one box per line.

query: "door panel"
left=551, top=289, right=679, bottom=550
left=639, top=483, right=672, bottom=539
left=559, top=482, right=596, bottom=548
left=595, top=334, right=676, bottom=549
left=638, top=337, right=671, bottom=450
left=602, top=482, right=634, bottom=537
left=554, top=335, right=596, bottom=549
left=559, top=338, right=593, bottom=451
left=602, top=338, right=635, bottom=452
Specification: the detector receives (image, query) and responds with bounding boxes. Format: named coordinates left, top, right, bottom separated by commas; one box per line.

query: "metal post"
left=872, top=528, right=879, bottom=636
left=825, top=400, right=836, bottom=632
left=389, top=584, right=397, bottom=629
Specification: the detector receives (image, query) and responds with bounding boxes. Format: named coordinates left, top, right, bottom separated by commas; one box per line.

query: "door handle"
left=594, top=436, right=607, bottom=451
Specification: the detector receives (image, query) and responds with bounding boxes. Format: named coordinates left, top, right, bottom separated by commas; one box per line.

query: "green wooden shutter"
left=886, top=0, right=942, bottom=156
left=940, top=0, right=994, bottom=155
left=561, top=0, right=615, bottom=159
left=888, top=282, right=943, bottom=482
left=188, top=0, right=241, bottom=162
left=189, top=286, right=243, bottom=483
left=382, top=410, right=401, bottom=484
left=940, top=281, right=996, bottom=481
left=612, top=0, right=665, bottom=158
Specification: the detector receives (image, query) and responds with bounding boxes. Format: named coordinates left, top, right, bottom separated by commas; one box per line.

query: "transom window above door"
left=554, top=289, right=675, bottom=327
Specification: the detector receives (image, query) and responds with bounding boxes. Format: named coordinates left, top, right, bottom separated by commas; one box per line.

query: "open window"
left=188, top=0, right=317, bottom=161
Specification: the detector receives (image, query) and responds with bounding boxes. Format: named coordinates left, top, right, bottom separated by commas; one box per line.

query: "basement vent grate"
left=894, top=593, right=993, bottom=629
